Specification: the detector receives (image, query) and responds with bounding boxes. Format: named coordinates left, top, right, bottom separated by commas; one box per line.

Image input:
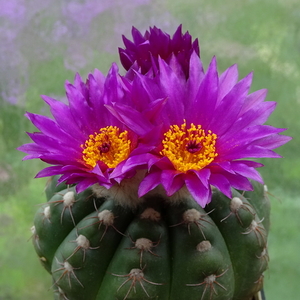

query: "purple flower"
left=110, top=53, right=291, bottom=207
left=18, top=64, right=142, bottom=192
left=18, top=24, right=291, bottom=208
left=119, top=25, right=200, bottom=78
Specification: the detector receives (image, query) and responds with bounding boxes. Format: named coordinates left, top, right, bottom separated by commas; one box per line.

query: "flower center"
left=160, top=121, right=218, bottom=172
left=81, top=126, right=131, bottom=169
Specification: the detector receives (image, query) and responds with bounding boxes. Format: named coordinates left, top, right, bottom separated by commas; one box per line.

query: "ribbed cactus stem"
left=31, top=176, right=270, bottom=300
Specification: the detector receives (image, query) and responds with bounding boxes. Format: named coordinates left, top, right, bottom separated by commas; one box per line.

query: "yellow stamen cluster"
left=81, top=126, right=131, bottom=169
left=161, top=121, right=218, bottom=172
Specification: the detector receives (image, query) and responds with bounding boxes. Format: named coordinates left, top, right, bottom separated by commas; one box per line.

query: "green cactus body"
left=32, top=176, right=269, bottom=300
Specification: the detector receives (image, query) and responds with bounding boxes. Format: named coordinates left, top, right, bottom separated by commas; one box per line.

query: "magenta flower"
left=18, top=64, right=143, bottom=192
left=119, top=25, right=200, bottom=78
left=110, top=53, right=291, bottom=207
left=18, top=24, right=291, bottom=208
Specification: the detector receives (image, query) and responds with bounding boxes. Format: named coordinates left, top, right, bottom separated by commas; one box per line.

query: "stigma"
left=160, top=120, right=218, bottom=172
left=81, top=126, right=131, bottom=169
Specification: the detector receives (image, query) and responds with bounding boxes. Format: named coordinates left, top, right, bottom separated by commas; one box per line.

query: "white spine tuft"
left=183, top=209, right=201, bottom=223
left=31, top=225, right=36, bottom=234
left=98, top=210, right=114, bottom=226
left=196, top=240, right=212, bottom=252
left=63, top=191, right=75, bottom=207
left=44, top=205, right=51, bottom=219
left=76, top=235, right=90, bottom=249
left=140, top=208, right=161, bottom=221
left=129, top=268, right=144, bottom=279
left=230, top=197, right=243, bottom=212
left=63, top=261, right=73, bottom=272
left=135, top=238, right=153, bottom=251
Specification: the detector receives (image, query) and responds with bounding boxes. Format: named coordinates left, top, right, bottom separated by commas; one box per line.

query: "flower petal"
left=185, top=172, right=211, bottom=207
left=25, top=112, right=76, bottom=144
left=189, top=57, right=218, bottom=127
left=106, top=103, right=153, bottom=136
left=161, top=170, right=184, bottom=195
left=42, top=95, right=85, bottom=141
left=209, top=173, right=232, bottom=198
left=217, top=64, right=239, bottom=104
left=230, top=161, right=264, bottom=183
left=138, top=171, right=161, bottom=197
left=209, top=72, right=253, bottom=135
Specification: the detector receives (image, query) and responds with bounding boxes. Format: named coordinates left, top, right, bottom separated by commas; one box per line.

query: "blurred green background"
left=0, top=0, right=299, bottom=299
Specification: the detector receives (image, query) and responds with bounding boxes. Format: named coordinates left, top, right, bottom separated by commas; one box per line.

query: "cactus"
left=19, top=25, right=291, bottom=300
left=31, top=175, right=269, bottom=300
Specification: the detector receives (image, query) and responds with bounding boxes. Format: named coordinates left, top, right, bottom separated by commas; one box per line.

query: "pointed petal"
left=254, top=133, right=292, bottom=150
left=209, top=72, right=253, bottom=135
left=42, top=95, right=84, bottom=141
left=192, top=168, right=211, bottom=188
left=230, top=161, right=264, bottom=183
left=209, top=173, right=232, bottom=199
left=138, top=171, right=161, bottom=197
left=217, top=64, right=238, bottom=105
left=158, top=58, right=185, bottom=124
left=35, top=166, right=64, bottom=178
left=190, top=57, right=218, bottom=127
left=106, top=103, right=153, bottom=136
left=65, top=83, right=94, bottom=135
left=239, top=89, right=268, bottom=115
left=161, top=170, right=184, bottom=195
left=185, top=173, right=211, bottom=207
left=25, top=112, right=76, bottom=145
left=186, top=51, right=204, bottom=102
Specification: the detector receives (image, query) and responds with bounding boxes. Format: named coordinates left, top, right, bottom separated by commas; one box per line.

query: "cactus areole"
left=30, top=175, right=270, bottom=300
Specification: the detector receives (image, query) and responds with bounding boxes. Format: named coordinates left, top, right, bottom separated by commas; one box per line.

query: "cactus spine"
left=32, top=176, right=269, bottom=300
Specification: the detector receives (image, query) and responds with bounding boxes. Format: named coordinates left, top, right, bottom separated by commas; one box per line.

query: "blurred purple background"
left=0, top=0, right=175, bottom=105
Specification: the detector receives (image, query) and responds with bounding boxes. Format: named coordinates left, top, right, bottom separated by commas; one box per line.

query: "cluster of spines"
left=31, top=176, right=269, bottom=300
left=206, top=184, right=270, bottom=300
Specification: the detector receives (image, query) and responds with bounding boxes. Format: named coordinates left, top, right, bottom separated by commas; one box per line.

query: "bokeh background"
left=0, top=0, right=299, bottom=299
